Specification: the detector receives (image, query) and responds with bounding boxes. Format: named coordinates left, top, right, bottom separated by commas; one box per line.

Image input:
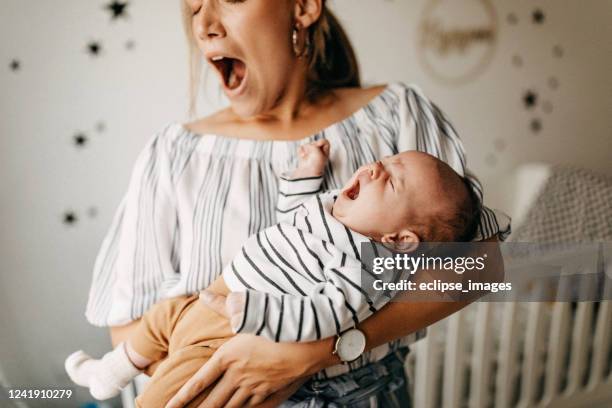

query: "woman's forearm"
left=306, top=236, right=503, bottom=375
left=302, top=297, right=469, bottom=376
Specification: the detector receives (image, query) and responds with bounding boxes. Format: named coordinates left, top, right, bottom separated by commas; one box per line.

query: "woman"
left=86, top=0, right=510, bottom=406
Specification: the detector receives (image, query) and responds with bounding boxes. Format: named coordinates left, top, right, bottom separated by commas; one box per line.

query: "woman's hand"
left=166, top=333, right=313, bottom=407
left=166, top=291, right=335, bottom=408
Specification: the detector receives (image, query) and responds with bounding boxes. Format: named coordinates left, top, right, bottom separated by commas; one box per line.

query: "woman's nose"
left=194, top=3, right=226, bottom=40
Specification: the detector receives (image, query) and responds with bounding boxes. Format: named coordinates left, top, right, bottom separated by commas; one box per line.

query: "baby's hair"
left=450, top=177, right=482, bottom=242
left=408, top=163, right=482, bottom=243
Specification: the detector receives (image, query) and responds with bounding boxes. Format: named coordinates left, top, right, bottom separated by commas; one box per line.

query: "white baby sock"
left=65, top=342, right=142, bottom=400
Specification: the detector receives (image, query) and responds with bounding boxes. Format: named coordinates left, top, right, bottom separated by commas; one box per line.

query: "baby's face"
left=332, top=151, right=441, bottom=240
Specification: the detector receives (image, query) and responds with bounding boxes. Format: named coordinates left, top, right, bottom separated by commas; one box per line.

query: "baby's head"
left=332, top=151, right=480, bottom=248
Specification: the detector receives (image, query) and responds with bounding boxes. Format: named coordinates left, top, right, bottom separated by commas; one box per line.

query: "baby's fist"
left=294, top=139, right=330, bottom=178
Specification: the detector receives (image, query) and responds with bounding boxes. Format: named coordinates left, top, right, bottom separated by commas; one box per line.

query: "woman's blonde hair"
left=181, top=0, right=361, bottom=115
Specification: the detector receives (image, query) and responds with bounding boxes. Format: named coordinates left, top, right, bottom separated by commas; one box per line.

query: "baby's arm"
left=230, top=260, right=395, bottom=343
left=276, top=140, right=330, bottom=223
left=292, top=139, right=330, bottom=179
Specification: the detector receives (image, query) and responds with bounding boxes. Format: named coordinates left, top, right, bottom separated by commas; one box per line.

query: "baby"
left=65, top=140, right=480, bottom=407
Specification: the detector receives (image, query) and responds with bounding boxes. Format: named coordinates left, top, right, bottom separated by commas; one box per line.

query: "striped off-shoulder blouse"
left=85, top=82, right=510, bottom=377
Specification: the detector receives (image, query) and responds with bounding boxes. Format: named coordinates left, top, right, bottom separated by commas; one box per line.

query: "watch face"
left=337, top=329, right=366, bottom=362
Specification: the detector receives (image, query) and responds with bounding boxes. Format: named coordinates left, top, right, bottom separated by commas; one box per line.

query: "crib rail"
left=409, top=298, right=612, bottom=408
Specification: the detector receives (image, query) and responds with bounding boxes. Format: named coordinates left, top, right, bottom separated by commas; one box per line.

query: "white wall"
left=1, top=0, right=610, bottom=406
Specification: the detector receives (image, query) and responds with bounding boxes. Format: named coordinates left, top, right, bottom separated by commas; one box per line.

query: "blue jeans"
left=280, top=348, right=411, bottom=408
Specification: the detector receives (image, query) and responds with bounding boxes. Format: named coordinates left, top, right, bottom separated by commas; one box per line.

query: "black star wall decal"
left=9, top=59, right=20, bottom=71
left=553, top=45, right=564, bottom=58
left=73, top=133, right=88, bottom=147
left=87, top=207, right=99, bottom=218
left=543, top=101, right=554, bottom=114
left=105, top=1, right=129, bottom=20
left=87, top=41, right=102, bottom=56
left=63, top=211, right=78, bottom=225
left=523, top=91, right=538, bottom=108
left=530, top=119, right=542, bottom=133
left=532, top=9, right=545, bottom=24
left=548, top=77, right=560, bottom=90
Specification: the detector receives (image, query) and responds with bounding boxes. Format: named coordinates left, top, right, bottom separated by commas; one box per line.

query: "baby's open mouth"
left=345, top=178, right=360, bottom=200
left=211, top=56, right=246, bottom=90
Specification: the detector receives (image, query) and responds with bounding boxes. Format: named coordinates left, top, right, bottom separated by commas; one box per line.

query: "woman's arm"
left=87, top=126, right=179, bottom=329
left=166, top=236, right=503, bottom=408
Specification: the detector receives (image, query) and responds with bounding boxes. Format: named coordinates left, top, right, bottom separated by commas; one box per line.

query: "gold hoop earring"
left=292, top=22, right=309, bottom=58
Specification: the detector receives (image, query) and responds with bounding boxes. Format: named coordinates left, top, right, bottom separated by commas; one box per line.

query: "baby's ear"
left=381, top=230, right=420, bottom=253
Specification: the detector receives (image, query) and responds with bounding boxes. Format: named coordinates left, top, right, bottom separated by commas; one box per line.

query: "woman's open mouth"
left=210, top=56, right=247, bottom=94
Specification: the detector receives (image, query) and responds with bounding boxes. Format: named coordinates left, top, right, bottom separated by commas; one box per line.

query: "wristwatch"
left=333, top=328, right=366, bottom=362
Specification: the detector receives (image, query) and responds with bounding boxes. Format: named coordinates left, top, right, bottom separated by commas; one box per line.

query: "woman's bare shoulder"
left=332, top=84, right=388, bottom=112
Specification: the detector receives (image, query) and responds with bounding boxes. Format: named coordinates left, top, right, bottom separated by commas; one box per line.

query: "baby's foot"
left=65, top=343, right=141, bottom=400
left=292, top=139, right=330, bottom=179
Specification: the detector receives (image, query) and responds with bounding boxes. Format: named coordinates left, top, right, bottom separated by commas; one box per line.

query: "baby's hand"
left=292, top=139, right=330, bottom=179
left=199, top=290, right=246, bottom=333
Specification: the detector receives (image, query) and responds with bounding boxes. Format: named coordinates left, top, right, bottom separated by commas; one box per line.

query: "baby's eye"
left=389, top=178, right=395, bottom=191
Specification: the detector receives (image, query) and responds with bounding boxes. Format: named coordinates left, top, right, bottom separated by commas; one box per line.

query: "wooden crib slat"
left=414, top=322, right=443, bottom=408
left=121, top=381, right=137, bottom=408
left=588, top=300, right=611, bottom=388
left=469, top=303, right=494, bottom=408
left=443, top=310, right=467, bottom=408
left=566, top=302, right=594, bottom=394
left=542, top=302, right=571, bottom=404
left=588, top=267, right=612, bottom=388
left=517, top=302, right=546, bottom=408
left=495, top=302, right=520, bottom=408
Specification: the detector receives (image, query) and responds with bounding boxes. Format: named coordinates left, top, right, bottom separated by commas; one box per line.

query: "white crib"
left=406, top=298, right=611, bottom=408
left=406, top=164, right=612, bottom=408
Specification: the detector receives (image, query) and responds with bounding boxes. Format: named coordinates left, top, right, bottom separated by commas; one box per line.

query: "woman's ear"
left=294, top=0, right=323, bottom=29
left=381, top=229, right=420, bottom=253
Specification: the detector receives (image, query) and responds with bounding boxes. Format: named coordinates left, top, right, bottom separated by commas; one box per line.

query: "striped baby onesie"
left=223, top=175, right=386, bottom=343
